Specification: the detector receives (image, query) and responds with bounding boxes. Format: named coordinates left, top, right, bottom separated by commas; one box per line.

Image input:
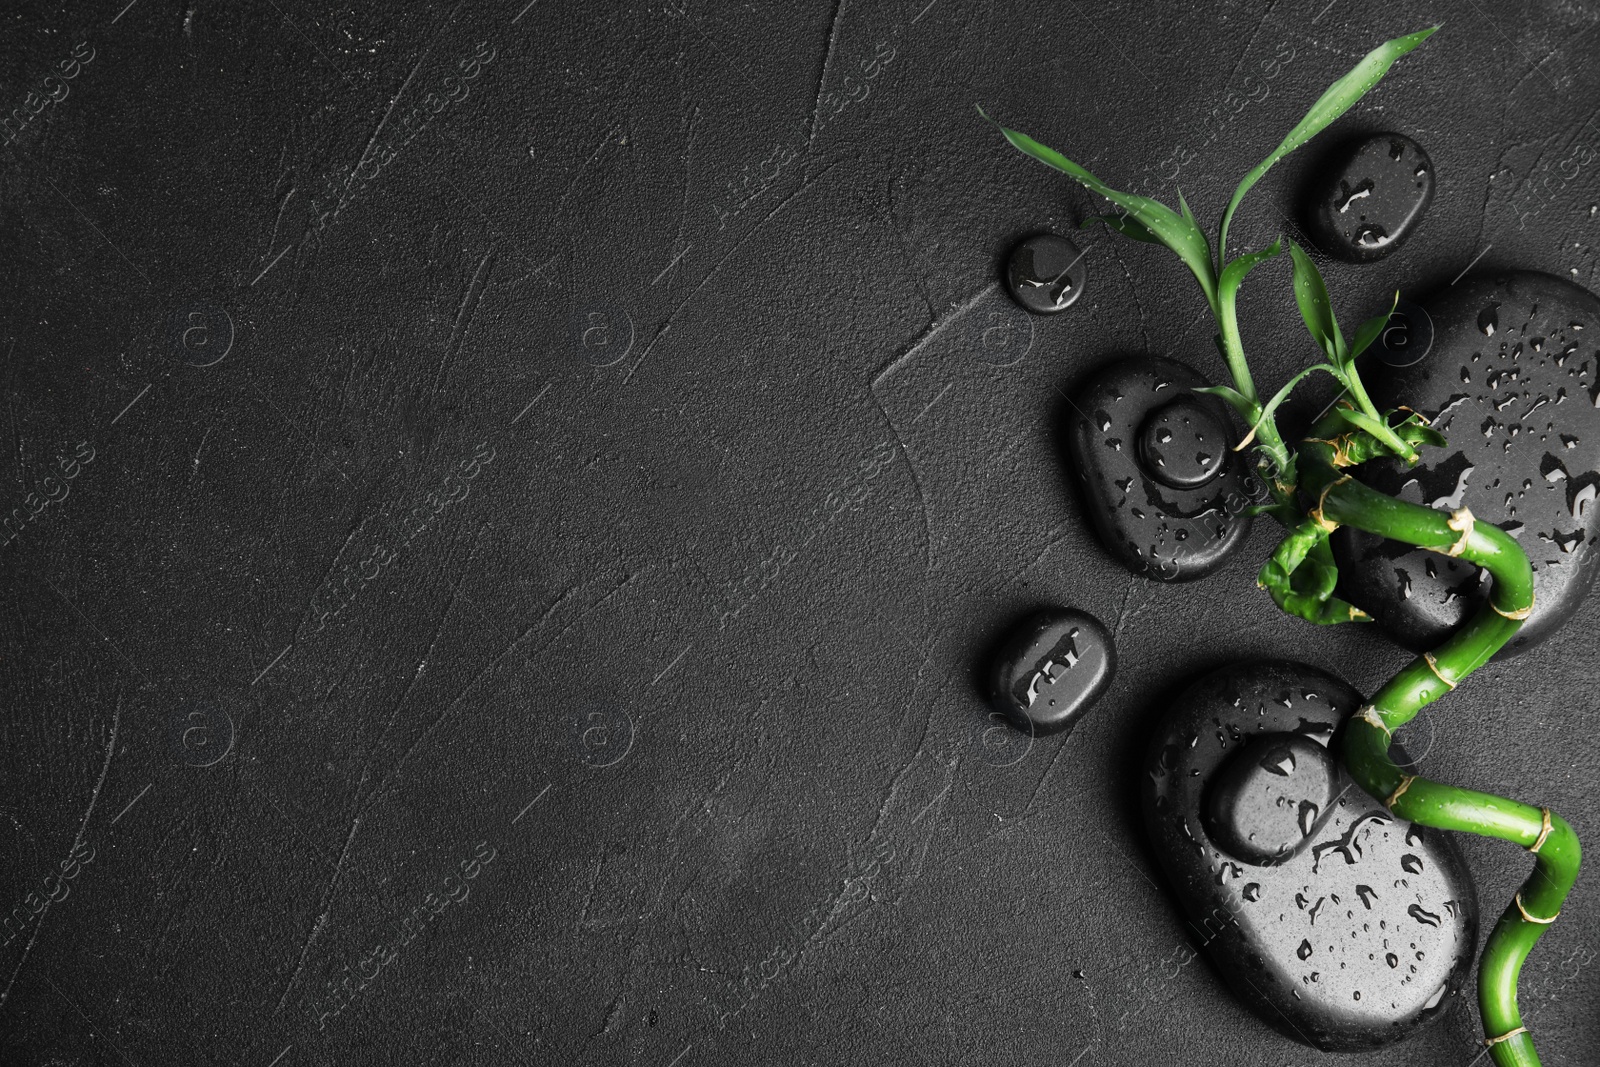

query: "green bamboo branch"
left=986, top=23, right=1580, bottom=1065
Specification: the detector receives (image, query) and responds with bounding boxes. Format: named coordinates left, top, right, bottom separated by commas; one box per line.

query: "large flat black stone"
left=1333, top=271, right=1600, bottom=655
left=1142, top=661, right=1478, bottom=1052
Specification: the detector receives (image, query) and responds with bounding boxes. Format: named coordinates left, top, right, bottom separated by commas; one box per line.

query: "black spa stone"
left=1142, top=661, right=1478, bottom=1052
left=1333, top=271, right=1600, bottom=655
left=1309, top=133, right=1434, bottom=262
left=1063, top=355, right=1254, bottom=581
left=986, top=607, right=1114, bottom=737
left=1005, top=233, right=1087, bottom=314
left=1203, top=732, right=1339, bottom=866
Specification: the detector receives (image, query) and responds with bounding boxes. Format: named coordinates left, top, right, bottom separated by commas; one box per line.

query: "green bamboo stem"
left=1294, top=430, right=1581, bottom=1067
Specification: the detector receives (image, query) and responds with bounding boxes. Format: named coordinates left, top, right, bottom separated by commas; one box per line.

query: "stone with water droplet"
left=985, top=607, right=1114, bottom=737
left=1137, top=396, right=1228, bottom=489
left=1064, top=355, right=1254, bottom=582
left=1143, top=661, right=1478, bottom=1051
left=1005, top=233, right=1087, bottom=315
left=1204, top=733, right=1337, bottom=866
left=1334, top=271, right=1600, bottom=655
left=1308, top=134, right=1435, bottom=262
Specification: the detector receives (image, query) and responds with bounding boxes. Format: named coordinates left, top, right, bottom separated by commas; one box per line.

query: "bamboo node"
left=1515, top=891, right=1560, bottom=925
left=1385, top=775, right=1416, bottom=811
left=1422, top=652, right=1457, bottom=691
left=1529, top=807, right=1554, bottom=854
left=1493, top=599, right=1534, bottom=621
left=1356, top=705, right=1391, bottom=737
left=1311, top=475, right=1352, bottom=532
left=1444, top=507, right=1475, bottom=557
left=1484, top=1026, right=1529, bottom=1047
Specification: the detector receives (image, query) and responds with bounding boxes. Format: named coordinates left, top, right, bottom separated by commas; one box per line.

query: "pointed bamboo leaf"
left=1083, top=213, right=1160, bottom=244
left=1288, top=241, right=1344, bottom=363
left=1233, top=363, right=1340, bottom=450
left=1216, top=26, right=1439, bottom=256
left=1193, top=383, right=1257, bottom=423
left=1348, top=292, right=1402, bottom=360
left=1219, top=237, right=1285, bottom=307
left=979, top=107, right=1218, bottom=308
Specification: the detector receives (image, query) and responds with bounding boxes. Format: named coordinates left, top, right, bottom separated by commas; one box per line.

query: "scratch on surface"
left=870, top=282, right=997, bottom=391
left=806, top=0, right=846, bottom=148
left=274, top=814, right=362, bottom=1012
left=354, top=529, right=482, bottom=818
left=1217, top=0, right=1278, bottom=100
left=1105, top=243, right=1151, bottom=352
left=356, top=40, right=434, bottom=180
left=379, top=576, right=636, bottom=800
left=868, top=387, right=934, bottom=575
left=191, top=425, right=214, bottom=477
left=435, top=248, right=495, bottom=392
left=620, top=165, right=838, bottom=388
left=0, top=697, right=120, bottom=1009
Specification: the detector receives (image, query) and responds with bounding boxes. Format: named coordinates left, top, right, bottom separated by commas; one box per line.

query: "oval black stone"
left=1138, top=396, right=1228, bottom=489
left=1063, top=355, right=1255, bottom=581
left=1005, top=233, right=1086, bottom=314
left=1203, top=732, right=1338, bottom=866
left=1143, top=661, right=1478, bottom=1051
left=1333, top=271, right=1600, bottom=655
left=986, top=608, right=1113, bottom=737
left=1309, top=134, right=1434, bottom=263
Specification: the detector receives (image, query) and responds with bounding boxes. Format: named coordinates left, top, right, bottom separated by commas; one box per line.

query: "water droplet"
left=1479, top=304, right=1500, bottom=336
left=1356, top=885, right=1378, bottom=909
left=1298, top=801, right=1319, bottom=837
left=1297, top=939, right=1313, bottom=960
left=1400, top=854, right=1424, bottom=874
left=1243, top=883, right=1261, bottom=902
left=1386, top=952, right=1399, bottom=969
left=1407, top=904, right=1442, bottom=927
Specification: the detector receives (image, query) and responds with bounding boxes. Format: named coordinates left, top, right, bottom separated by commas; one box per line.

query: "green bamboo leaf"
left=979, top=107, right=1218, bottom=308
left=1288, top=241, right=1343, bottom=363
left=1082, top=213, right=1160, bottom=244
left=1348, top=292, right=1402, bottom=360
left=1233, top=363, right=1340, bottom=450
left=1193, top=383, right=1257, bottom=423
left=1216, top=26, right=1439, bottom=257
left=1178, top=189, right=1214, bottom=266
left=1218, top=237, right=1285, bottom=307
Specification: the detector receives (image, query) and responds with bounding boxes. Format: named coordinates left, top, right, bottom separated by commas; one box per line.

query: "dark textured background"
left=1, top=1, right=1597, bottom=1064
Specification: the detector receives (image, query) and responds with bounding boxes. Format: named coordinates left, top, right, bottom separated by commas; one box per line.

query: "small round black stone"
left=986, top=608, right=1114, bottom=736
left=1203, top=732, right=1338, bottom=866
left=1005, top=233, right=1086, bottom=314
left=1308, top=133, right=1435, bottom=263
left=1373, top=298, right=1434, bottom=367
left=1136, top=396, right=1227, bottom=489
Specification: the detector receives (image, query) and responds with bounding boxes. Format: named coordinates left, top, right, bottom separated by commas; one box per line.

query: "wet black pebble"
left=1143, top=661, right=1478, bottom=1051
left=1005, top=233, right=1086, bottom=314
left=1203, top=732, right=1337, bottom=866
left=986, top=608, right=1113, bottom=737
left=1309, top=134, right=1434, bottom=262
left=1063, top=355, right=1254, bottom=581
left=1333, top=271, right=1600, bottom=655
